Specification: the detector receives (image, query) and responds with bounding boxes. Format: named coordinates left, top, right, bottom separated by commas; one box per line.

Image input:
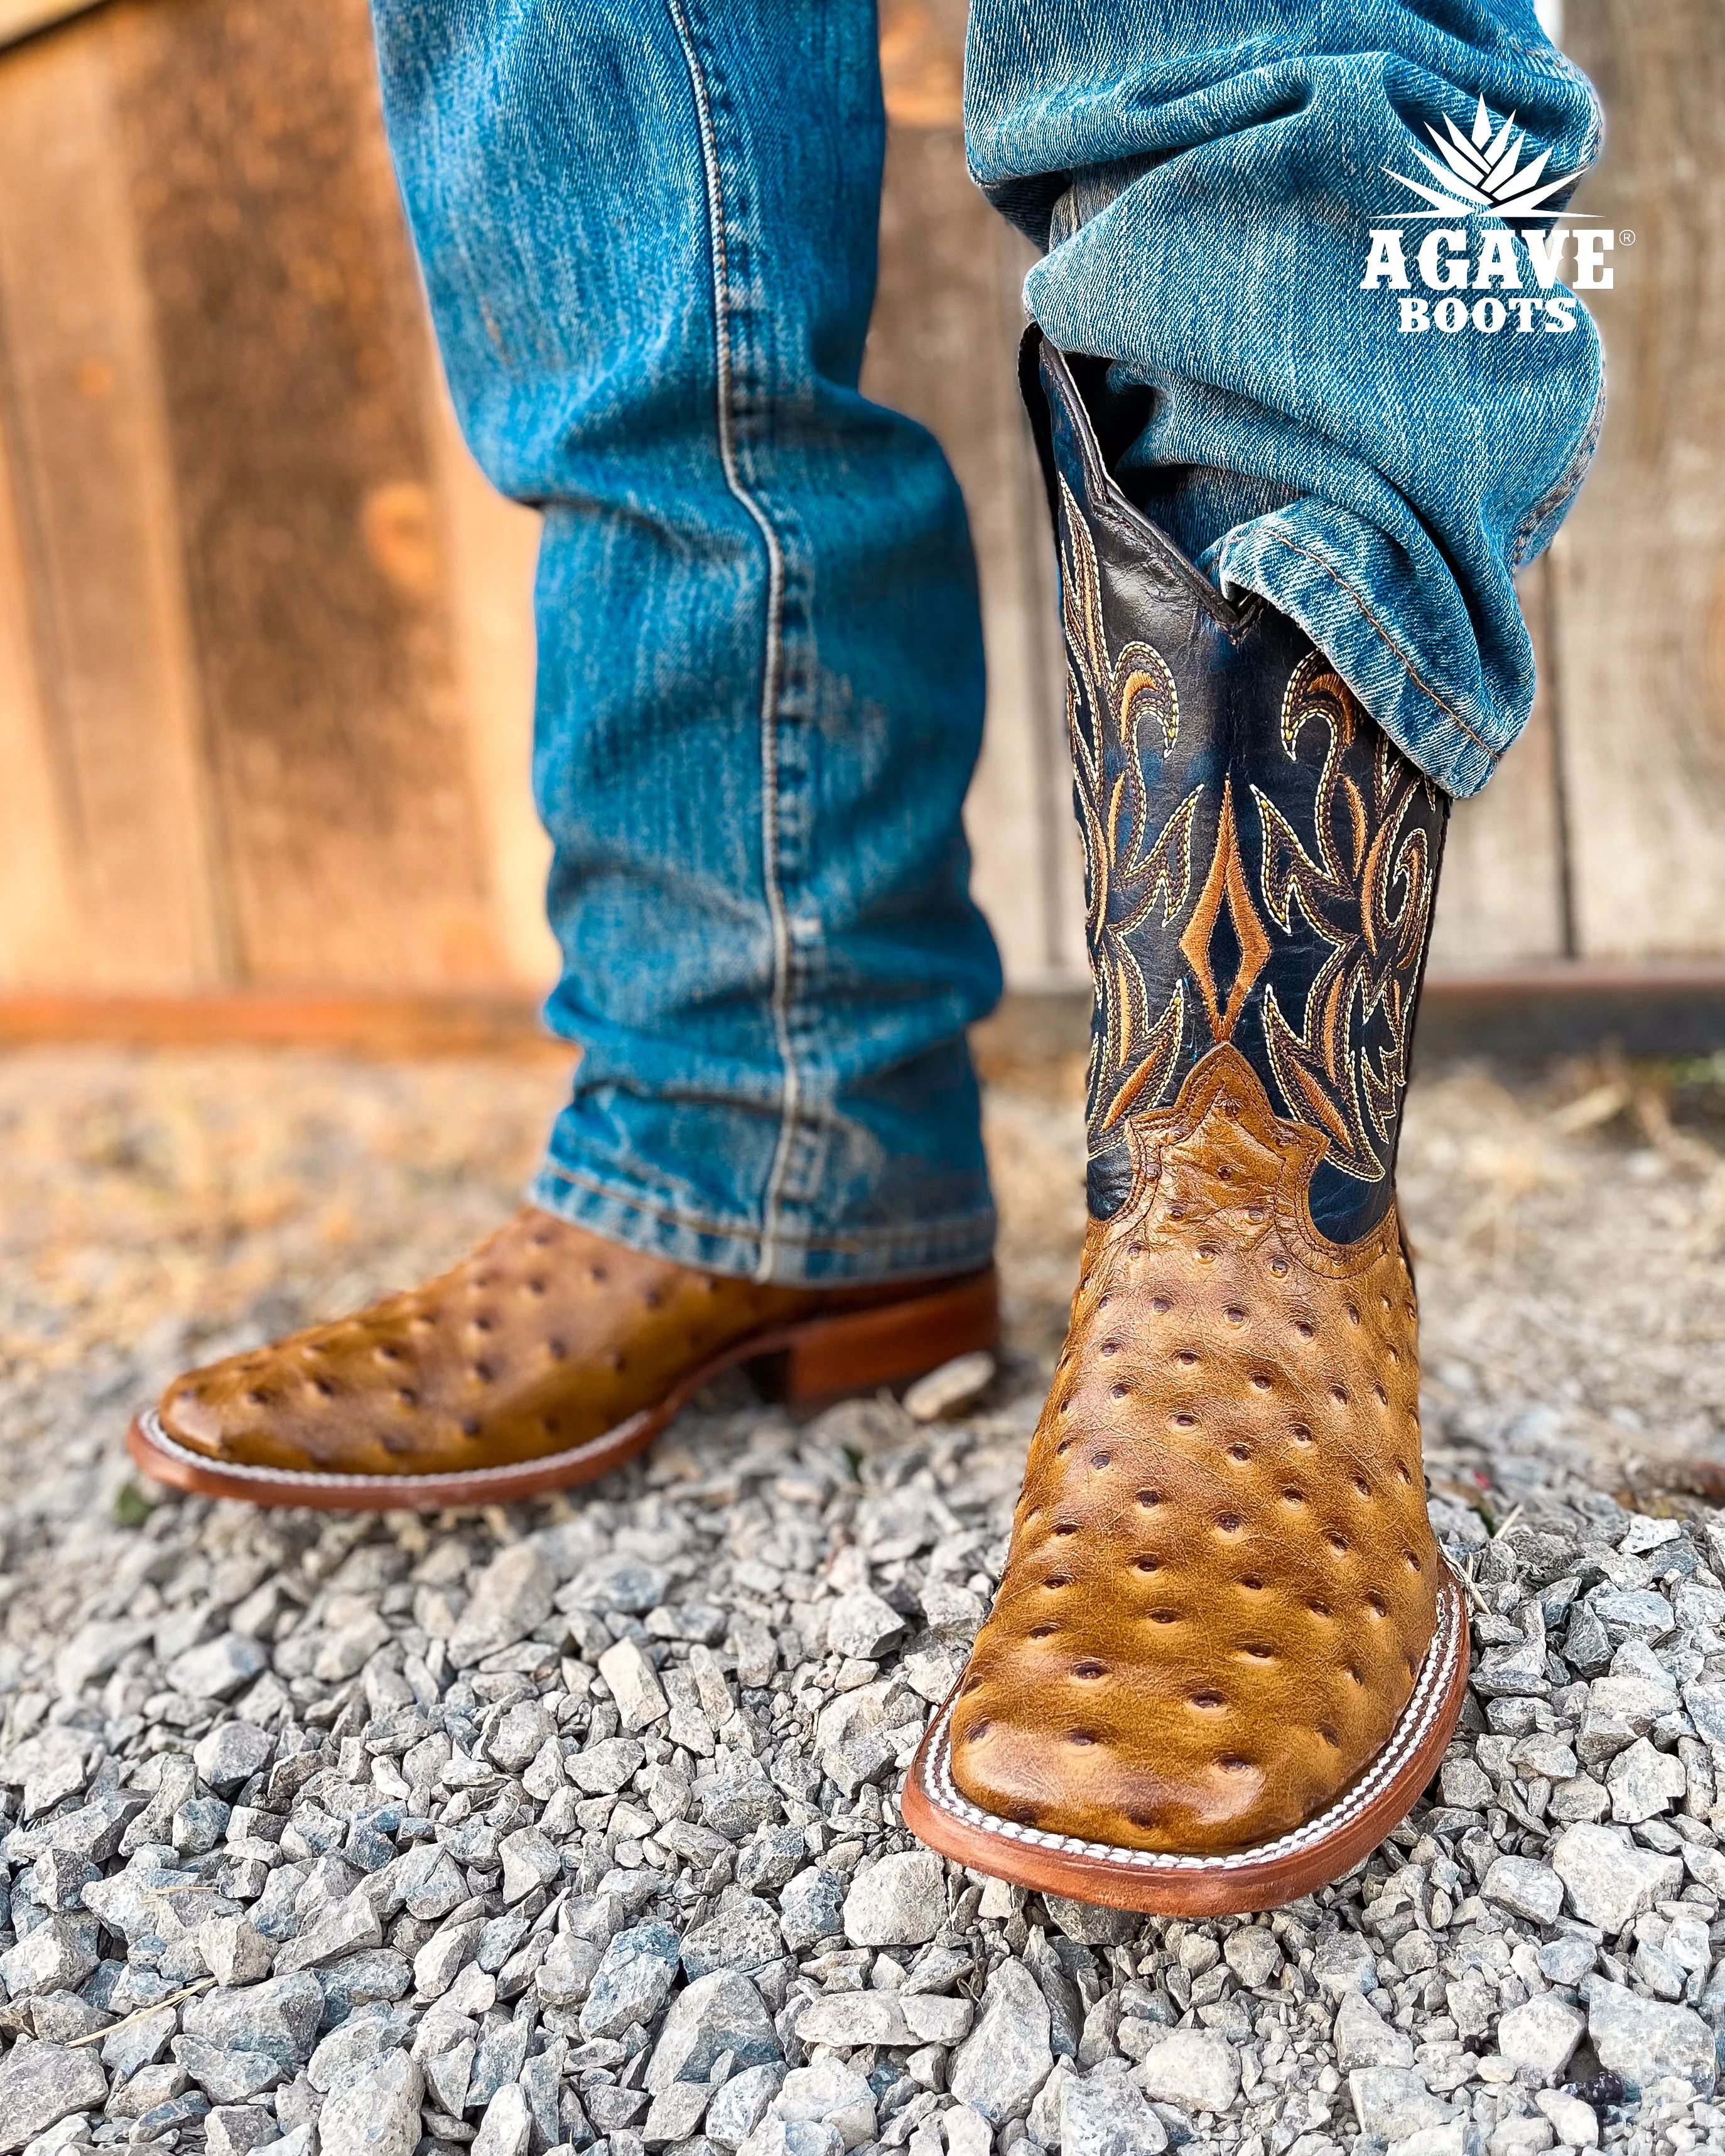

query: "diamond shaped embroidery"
left=1179, top=777, right=1271, bottom=1044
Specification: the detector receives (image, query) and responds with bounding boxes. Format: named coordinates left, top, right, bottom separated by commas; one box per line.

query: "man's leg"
left=374, top=0, right=1001, bottom=1287
left=905, top=3, right=1598, bottom=1906
left=963, top=0, right=1602, bottom=796
left=127, top=0, right=1004, bottom=1510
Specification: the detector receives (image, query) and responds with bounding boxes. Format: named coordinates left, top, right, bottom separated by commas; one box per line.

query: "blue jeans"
left=968, top=0, right=1603, bottom=798
left=371, top=1, right=1600, bottom=1283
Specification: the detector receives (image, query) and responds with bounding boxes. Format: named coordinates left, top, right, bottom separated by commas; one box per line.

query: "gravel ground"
left=3, top=1041, right=1725, bottom=2156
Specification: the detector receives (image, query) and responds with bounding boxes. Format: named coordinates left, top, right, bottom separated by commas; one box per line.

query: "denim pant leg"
left=371, top=1, right=1002, bottom=1285
left=965, top=0, right=1605, bottom=798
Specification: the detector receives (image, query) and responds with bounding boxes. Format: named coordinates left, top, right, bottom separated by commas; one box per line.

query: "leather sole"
left=901, top=1568, right=1469, bottom=1917
left=125, top=1266, right=998, bottom=1512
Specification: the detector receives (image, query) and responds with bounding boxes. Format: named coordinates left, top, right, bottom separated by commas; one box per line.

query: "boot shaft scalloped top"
left=1025, top=331, right=1449, bottom=1247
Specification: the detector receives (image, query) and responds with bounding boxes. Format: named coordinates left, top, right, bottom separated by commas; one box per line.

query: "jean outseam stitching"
left=666, top=0, right=802, bottom=1285
left=1255, top=529, right=1503, bottom=768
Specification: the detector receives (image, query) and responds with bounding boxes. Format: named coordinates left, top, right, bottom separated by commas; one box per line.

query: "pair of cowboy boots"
left=130, top=333, right=1467, bottom=1913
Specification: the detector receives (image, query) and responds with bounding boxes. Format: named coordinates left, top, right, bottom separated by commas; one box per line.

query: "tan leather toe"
left=156, top=1209, right=823, bottom=1478
left=946, top=1045, right=1440, bottom=1858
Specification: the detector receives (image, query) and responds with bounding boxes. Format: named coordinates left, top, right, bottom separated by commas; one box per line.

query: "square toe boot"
left=129, top=1210, right=998, bottom=1512
left=902, top=332, right=1469, bottom=1915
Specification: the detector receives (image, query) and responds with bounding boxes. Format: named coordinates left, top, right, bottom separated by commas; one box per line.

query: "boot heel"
left=753, top=1268, right=1000, bottom=1407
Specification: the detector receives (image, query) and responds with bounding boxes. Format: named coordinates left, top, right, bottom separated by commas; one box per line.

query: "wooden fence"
left=0, top=0, right=1719, bottom=1037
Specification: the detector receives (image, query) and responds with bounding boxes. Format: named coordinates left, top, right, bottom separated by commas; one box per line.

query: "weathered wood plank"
left=1426, top=556, right=1569, bottom=970
left=1549, top=0, right=1725, bottom=957
left=0, top=12, right=224, bottom=989
left=424, top=377, right=556, bottom=991
left=867, top=9, right=1086, bottom=992
left=1, top=0, right=1665, bottom=1015
left=105, top=0, right=502, bottom=988
left=879, top=0, right=964, bottom=129
left=0, top=986, right=554, bottom=1052
left=0, top=365, right=82, bottom=984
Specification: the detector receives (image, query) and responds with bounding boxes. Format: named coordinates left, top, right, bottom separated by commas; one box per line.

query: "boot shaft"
left=1025, top=331, right=1449, bottom=1245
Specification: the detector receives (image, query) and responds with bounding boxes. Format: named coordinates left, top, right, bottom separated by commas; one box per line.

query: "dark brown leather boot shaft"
left=1024, top=331, right=1448, bottom=1244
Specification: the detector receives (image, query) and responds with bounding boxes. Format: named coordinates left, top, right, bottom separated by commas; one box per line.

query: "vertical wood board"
left=865, top=120, right=1083, bottom=991
left=106, top=0, right=502, bottom=988
left=0, top=14, right=223, bottom=989
left=426, top=375, right=556, bottom=991
left=1425, top=556, right=1569, bottom=971
left=0, top=347, right=81, bottom=985
left=1550, top=0, right=1725, bottom=957
left=1, top=0, right=1712, bottom=1009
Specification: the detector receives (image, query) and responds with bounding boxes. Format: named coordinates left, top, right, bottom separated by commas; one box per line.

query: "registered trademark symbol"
left=1618, top=228, right=1636, bottom=245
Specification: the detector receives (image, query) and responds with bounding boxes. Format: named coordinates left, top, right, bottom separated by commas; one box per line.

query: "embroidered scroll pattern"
left=1062, top=479, right=1441, bottom=1185
left=1060, top=476, right=1196, bottom=1132
left=1253, top=655, right=1442, bottom=1183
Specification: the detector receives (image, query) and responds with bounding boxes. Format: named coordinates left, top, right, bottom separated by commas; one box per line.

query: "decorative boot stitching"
left=1055, top=426, right=1447, bottom=1236
left=137, top=1407, right=639, bottom=1493
left=1255, top=655, right=1442, bottom=1185
left=917, top=1576, right=1462, bottom=1873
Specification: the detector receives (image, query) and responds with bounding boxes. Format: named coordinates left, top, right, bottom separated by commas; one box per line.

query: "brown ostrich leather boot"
left=129, top=1209, right=997, bottom=1511
left=902, top=333, right=1468, bottom=1914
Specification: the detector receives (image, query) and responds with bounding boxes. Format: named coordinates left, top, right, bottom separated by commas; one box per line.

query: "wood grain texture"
left=0, top=14, right=224, bottom=988
left=1, top=0, right=1706, bottom=1016
left=0, top=988, right=555, bottom=1053
left=865, top=119, right=1085, bottom=991
left=105, top=0, right=502, bottom=988
left=1426, top=555, right=1569, bottom=971
left=879, top=0, right=964, bottom=128
left=1550, top=0, right=1725, bottom=957
left=0, top=338, right=82, bottom=984
left=425, top=374, right=556, bottom=991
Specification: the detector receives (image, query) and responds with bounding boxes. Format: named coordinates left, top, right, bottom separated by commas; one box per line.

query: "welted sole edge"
left=901, top=1571, right=1469, bottom=1917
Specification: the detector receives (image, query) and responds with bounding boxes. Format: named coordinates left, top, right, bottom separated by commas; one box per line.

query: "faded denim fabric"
left=371, top=1, right=1002, bottom=1285
left=371, top=0, right=1602, bottom=1285
left=966, top=0, right=1604, bottom=795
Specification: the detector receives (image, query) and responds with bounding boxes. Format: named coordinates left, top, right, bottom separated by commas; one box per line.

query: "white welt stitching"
left=138, top=1410, right=641, bottom=1494
left=912, top=1578, right=1462, bottom=1873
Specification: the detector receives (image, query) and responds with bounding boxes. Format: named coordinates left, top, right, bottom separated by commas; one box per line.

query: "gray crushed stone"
left=0, top=1387, right=1722, bottom=2156
left=5, top=1050, right=1725, bottom=2156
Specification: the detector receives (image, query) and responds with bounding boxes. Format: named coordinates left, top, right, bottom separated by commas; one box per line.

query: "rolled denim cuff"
left=1216, top=512, right=1510, bottom=799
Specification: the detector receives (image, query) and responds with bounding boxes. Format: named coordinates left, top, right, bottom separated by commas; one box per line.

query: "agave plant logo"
left=1387, top=94, right=1584, bottom=221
